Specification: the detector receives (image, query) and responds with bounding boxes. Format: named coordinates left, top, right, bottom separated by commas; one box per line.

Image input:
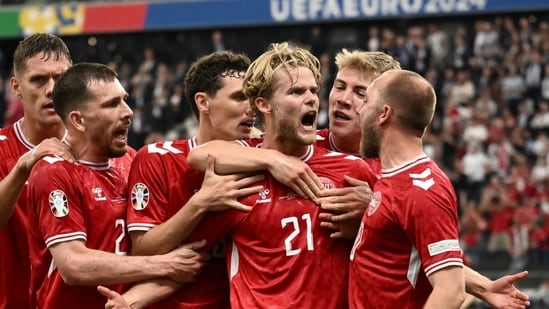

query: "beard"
left=276, top=120, right=314, bottom=145
left=107, top=146, right=128, bottom=158
left=272, top=106, right=315, bottom=146
left=360, top=120, right=380, bottom=159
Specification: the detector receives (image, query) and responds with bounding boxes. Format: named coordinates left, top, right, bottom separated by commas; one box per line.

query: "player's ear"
left=10, top=77, right=22, bottom=99
left=69, top=111, right=85, bottom=132
left=255, top=97, right=271, bottom=115
left=379, top=104, right=392, bottom=125
left=195, top=92, right=209, bottom=114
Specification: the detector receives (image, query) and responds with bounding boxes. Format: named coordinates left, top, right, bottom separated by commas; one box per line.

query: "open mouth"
left=301, top=111, right=317, bottom=128
left=333, top=111, right=351, bottom=121
left=114, top=128, right=128, bottom=142
left=240, top=118, right=254, bottom=128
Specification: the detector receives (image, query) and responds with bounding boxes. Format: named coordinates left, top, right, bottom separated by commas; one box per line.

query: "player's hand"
left=164, top=239, right=208, bottom=283
left=98, top=286, right=131, bottom=309
left=191, top=155, right=264, bottom=212
left=480, top=271, right=530, bottom=309
left=18, top=138, right=76, bottom=175
left=318, top=176, right=371, bottom=239
left=269, top=154, right=323, bottom=203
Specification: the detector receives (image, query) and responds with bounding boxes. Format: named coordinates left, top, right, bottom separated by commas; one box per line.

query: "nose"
left=45, top=78, right=56, bottom=98
left=245, top=103, right=254, bottom=117
left=122, top=101, right=134, bottom=121
left=305, top=89, right=319, bottom=107
left=336, top=90, right=353, bottom=108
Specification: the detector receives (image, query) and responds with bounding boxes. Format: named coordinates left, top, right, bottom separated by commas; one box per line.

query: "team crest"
left=319, top=177, right=335, bottom=189
left=49, top=190, right=69, bottom=218
left=367, top=191, right=382, bottom=216
left=131, top=183, right=149, bottom=210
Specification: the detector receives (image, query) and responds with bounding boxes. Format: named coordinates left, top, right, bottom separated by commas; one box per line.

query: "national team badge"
left=367, top=191, right=382, bottom=216
left=49, top=190, right=69, bottom=218
left=319, top=177, right=335, bottom=189
left=131, top=183, right=149, bottom=210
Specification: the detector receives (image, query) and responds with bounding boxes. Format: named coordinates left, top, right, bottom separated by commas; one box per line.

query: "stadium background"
left=1, top=0, right=549, bottom=307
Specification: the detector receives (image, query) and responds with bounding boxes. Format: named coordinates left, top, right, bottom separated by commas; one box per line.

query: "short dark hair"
left=53, top=63, right=117, bottom=122
left=13, top=33, right=72, bottom=76
left=184, top=51, right=250, bottom=120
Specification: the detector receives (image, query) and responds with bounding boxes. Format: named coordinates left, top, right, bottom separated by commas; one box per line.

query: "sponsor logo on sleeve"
left=131, top=183, right=149, bottom=210
left=428, top=239, right=461, bottom=256
left=49, top=190, right=69, bottom=218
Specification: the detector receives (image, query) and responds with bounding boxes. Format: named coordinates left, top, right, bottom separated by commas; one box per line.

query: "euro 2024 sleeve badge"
left=49, top=190, right=69, bottom=218
left=131, top=183, right=149, bottom=210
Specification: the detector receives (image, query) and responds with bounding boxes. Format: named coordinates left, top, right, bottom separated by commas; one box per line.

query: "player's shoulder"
left=31, top=155, right=75, bottom=179
left=238, top=137, right=263, bottom=148
left=137, top=139, right=191, bottom=158
left=382, top=157, right=451, bottom=193
left=315, top=128, right=330, bottom=140
left=0, top=124, right=18, bottom=148
left=312, top=145, right=363, bottom=162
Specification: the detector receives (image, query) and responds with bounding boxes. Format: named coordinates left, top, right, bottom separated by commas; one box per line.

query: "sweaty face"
left=82, top=79, right=133, bottom=161
left=11, top=53, right=71, bottom=127
left=329, top=67, right=375, bottom=142
left=208, top=75, right=253, bottom=141
left=269, top=66, right=319, bottom=146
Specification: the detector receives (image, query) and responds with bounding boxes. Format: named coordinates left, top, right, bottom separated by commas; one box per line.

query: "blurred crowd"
left=1, top=12, right=549, bottom=280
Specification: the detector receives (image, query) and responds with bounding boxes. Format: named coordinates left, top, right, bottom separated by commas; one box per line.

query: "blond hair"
left=334, top=49, right=400, bottom=78
left=244, top=42, right=321, bottom=123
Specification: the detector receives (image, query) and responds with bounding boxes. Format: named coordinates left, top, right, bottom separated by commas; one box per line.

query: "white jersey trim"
left=45, top=231, right=87, bottom=247
left=127, top=223, right=156, bottom=232
left=229, top=239, right=239, bottom=280
left=381, top=155, right=430, bottom=178
left=425, top=258, right=464, bottom=277
left=14, top=119, right=35, bottom=150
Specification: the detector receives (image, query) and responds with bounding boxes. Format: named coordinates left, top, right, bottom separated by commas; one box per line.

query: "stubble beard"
left=276, top=119, right=313, bottom=146
left=360, top=122, right=380, bottom=159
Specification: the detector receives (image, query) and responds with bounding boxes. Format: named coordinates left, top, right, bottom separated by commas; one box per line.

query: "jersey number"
left=115, top=219, right=127, bottom=256
left=281, top=213, right=314, bottom=256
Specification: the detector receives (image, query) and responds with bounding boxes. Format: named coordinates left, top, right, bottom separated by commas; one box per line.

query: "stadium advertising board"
left=0, top=0, right=548, bottom=38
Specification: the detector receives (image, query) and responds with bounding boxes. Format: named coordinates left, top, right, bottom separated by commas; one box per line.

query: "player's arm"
left=463, top=267, right=530, bottom=308
left=49, top=239, right=206, bottom=285
left=425, top=266, right=466, bottom=309
left=131, top=156, right=263, bottom=255
left=0, top=139, right=75, bottom=227
left=188, top=140, right=323, bottom=201
left=99, top=280, right=182, bottom=309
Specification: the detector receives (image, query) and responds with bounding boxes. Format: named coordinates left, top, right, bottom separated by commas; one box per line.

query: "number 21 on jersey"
left=281, top=213, right=314, bottom=256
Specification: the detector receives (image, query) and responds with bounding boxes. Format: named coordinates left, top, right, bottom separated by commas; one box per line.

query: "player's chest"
left=79, top=171, right=127, bottom=214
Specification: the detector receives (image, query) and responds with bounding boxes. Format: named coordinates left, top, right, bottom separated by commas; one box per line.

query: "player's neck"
left=380, top=135, right=425, bottom=169
left=331, top=133, right=360, bottom=155
left=64, top=135, right=107, bottom=164
left=261, top=135, right=310, bottom=158
left=20, top=118, right=66, bottom=146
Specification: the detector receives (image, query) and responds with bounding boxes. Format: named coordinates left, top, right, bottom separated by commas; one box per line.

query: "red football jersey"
left=315, top=128, right=381, bottom=177
left=126, top=138, right=229, bottom=308
left=184, top=144, right=377, bottom=308
left=0, top=120, right=34, bottom=309
left=349, top=156, right=463, bottom=308
left=26, top=151, right=135, bottom=309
